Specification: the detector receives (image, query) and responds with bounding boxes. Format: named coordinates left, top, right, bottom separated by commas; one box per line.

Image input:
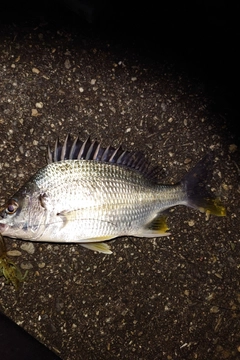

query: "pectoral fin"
left=80, top=241, right=112, bottom=254
left=58, top=209, right=80, bottom=222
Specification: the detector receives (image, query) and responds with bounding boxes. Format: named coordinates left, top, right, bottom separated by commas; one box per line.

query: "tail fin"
left=182, top=153, right=226, bottom=216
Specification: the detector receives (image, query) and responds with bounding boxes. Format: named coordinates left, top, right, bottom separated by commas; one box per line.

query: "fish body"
left=0, top=135, right=225, bottom=254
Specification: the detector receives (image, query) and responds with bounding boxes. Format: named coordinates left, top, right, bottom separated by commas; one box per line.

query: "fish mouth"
left=0, top=222, right=8, bottom=234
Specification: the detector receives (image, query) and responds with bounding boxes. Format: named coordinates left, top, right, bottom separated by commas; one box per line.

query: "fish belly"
left=36, top=202, right=157, bottom=243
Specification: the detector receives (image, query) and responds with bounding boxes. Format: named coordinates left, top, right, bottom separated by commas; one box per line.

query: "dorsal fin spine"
left=48, top=135, right=161, bottom=182
left=93, top=143, right=101, bottom=160
left=69, top=136, right=79, bottom=160
left=86, top=141, right=96, bottom=160
left=101, top=145, right=111, bottom=162
left=47, top=143, right=52, bottom=164
left=61, top=134, right=69, bottom=160
left=54, top=138, right=60, bottom=163
left=109, top=146, right=121, bottom=162
left=77, top=137, right=88, bottom=159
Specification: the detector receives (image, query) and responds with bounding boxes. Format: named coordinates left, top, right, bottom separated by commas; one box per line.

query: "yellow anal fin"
left=199, top=198, right=226, bottom=217
left=134, top=215, right=171, bottom=238
left=80, top=242, right=112, bottom=254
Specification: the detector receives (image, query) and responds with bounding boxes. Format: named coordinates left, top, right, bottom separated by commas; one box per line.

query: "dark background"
left=0, top=2, right=239, bottom=359
left=1, top=0, right=238, bottom=136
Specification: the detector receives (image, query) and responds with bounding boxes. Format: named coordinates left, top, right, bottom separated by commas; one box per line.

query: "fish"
left=0, top=134, right=226, bottom=254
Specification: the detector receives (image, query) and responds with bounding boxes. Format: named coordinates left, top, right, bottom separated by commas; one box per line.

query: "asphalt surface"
left=0, top=2, right=239, bottom=360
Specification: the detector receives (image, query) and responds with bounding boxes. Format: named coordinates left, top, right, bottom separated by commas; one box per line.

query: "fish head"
left=0, top=197, right=28, bottom=236
left=0, top=182, right=45, bottom=240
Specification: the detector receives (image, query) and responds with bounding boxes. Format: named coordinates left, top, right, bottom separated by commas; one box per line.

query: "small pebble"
left=210, top=306, right=219, bottom=313
left=21, top=262, right=33, bottom=270
left=38, top=262, right=46, bottom=268
left=21, top=242, right=35, bottom=254
left=31, top=109, right=40, bottom=116
left=222, top=183, right=229, bottom=191
left=161, top=102, right=166, bottom=111
left=229, top=144, right=237, bottom=153
left=109, top=106, right=116, bottom=113
left=64, top=59, right=71, bottom=69
left=6, top=250, right=22, bottom=256
left=32, top=67, right=40, bottom=74
left=184, top=158, right=192, bottom=164
left=36, top=102, right=43, bottom=109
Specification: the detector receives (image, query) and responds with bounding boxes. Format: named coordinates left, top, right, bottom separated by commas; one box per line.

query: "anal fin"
left=80, top=242, right=112, bottom=254
left=133, top=214, right=171, bottom=238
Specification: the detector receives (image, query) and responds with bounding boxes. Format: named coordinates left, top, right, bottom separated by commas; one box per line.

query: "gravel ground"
left=0, top=3, right=239, bottom=360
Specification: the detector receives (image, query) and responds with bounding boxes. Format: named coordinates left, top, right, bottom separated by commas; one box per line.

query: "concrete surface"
left=0, top=2, right=239, bottom=359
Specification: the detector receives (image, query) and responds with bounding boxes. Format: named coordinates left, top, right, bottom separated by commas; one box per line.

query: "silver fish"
left=0, top=135, right=226, bottom=254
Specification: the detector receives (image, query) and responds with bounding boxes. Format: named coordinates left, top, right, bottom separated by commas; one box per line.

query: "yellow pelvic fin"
left=199, top=198, right=226, bottom=217
left=80, top=242, right=112, bottom=254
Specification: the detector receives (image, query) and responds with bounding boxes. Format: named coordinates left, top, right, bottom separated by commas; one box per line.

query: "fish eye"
left=5, top=199, right=19, bottom=215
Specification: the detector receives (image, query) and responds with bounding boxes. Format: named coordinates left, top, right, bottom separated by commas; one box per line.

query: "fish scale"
left=0, top=135, right=226, bottom=254
left=35, top=160, right=171, bottom=236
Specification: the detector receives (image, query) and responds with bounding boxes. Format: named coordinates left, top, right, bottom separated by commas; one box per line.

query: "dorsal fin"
left=47, top=134, right=161, bottom=181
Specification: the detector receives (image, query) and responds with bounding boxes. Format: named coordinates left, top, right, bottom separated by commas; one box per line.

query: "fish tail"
left=182, top=153, right=226, bottom=216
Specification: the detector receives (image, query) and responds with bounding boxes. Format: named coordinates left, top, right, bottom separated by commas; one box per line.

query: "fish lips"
left=0, top=211, right=8, bottom=233
left=0, top=221, right=8, bottom=234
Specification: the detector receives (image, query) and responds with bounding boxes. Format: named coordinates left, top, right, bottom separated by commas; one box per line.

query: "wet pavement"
left=0, top=2, right=239, bottom=359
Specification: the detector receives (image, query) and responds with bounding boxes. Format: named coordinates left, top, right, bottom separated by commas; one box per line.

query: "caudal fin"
left=182, top=153, right=226, bottom=216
